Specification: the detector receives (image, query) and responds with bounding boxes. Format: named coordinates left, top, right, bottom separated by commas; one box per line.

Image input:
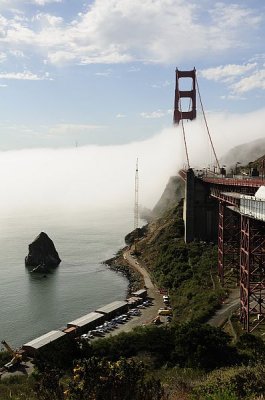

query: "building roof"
left=132, top=289, right=147, bottom=296
left=23, top=330, right=66, bottom=350
left=127, top=296, right=141, bottom=303
left=68, top=311, right=103, bottom=328
left=96, top=300, right=128, bottom=314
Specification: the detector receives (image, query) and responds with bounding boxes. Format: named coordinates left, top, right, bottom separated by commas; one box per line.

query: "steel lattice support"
left=218, top=202, right=224, bottom=285
left=223, top=208, right=240, bottom=286
left=218, top=203, right=240, bottom=287
left=240, top=215, right=265, bottom=332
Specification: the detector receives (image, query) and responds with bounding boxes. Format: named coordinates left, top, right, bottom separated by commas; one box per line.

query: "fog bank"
left=1, top=107, right=264, bottom=215
left=0, top=128, right=179, bottom=214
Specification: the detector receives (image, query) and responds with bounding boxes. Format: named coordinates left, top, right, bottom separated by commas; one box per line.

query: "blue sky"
left=0, top=0, right=264, bottom=150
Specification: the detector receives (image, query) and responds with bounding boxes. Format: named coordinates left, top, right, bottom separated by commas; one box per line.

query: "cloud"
left=94, top=70, right=111, bottom=77
left=116, top=114, right=126, bottom=118
left=0, top=71, right=50, bottom=80
left=140, top=109, right=171, bottom=119
left=33, top=13, right=64, bottom=26
left=200, top=63, right=257, bottom=82
left=0, top=52, right=7, bottom=63
left=0, top=1, right=262, bottom=66
left=48, top=123, right=104, bottom=136
left=200, top=62, right=265, bottom=95
left=1, top=106, right=265, bottom=213
left=231, top=69, right=265, bottom=93
left=31, top=0, right=62, bottom=5
left=128, top=66, right=140, bottom=72
left=0, top=128, right=180, bottom=212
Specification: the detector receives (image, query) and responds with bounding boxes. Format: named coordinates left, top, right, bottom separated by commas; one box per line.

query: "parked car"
left=158, top=308, right=172, bottom=316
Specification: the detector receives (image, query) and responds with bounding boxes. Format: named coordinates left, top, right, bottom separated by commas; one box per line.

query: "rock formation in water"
left=25, top=232, right=61, bottom=269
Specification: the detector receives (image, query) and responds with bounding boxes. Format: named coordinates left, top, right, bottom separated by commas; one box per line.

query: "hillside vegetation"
left=137, top=199, right=225, bottom=323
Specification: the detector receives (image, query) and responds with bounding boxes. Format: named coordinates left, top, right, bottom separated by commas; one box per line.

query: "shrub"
left=173, top=322, right=235, bottom=370
left=193, top=364, right=265, bottom=399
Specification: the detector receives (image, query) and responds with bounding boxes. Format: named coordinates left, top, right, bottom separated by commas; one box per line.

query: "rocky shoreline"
left=103, top=248, right=144, bottom=295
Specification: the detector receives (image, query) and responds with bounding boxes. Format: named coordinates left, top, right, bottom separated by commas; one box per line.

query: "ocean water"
left=0, top=208, right=132, bottom=348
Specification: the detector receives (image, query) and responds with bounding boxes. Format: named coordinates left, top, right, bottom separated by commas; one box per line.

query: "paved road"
left=208, top=289, right=240, bottom=327
left=101, top=249, right=167, bottom=336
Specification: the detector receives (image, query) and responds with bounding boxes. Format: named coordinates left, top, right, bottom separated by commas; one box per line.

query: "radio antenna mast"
left=134, top=158, right=139, bottom=231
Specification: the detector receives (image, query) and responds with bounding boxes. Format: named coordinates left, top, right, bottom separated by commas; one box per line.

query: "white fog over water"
left=0, top=128, right=180, bottom=347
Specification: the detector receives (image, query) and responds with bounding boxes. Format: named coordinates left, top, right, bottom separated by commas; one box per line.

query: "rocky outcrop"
left=152, top=176, right=184, bottom=217
left=25, top=232, right=61, bottom=269
left=125, top=226, right=148, bottom=246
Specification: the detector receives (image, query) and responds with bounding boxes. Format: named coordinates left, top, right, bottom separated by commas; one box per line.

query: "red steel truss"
left=218, top=202, right=224, bottom=284
left=240, top=215, right=265, bottom=332
left=218, top=203, right=240, bottom=286
left=211, top=188, right=240, bottom=207
left=203, top=176, right=264, bottom=188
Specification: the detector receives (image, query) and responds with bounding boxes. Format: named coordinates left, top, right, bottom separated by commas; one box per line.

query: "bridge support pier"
left=240, top=215, right=265, bottom=332
left=184, top=169, right=218, bottom=242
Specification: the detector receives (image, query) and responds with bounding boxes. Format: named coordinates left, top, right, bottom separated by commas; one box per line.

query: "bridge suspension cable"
left=174, top=67, right=221, bottom=172
left=179, top=96, right=190, bottom=168
left=195, top=76, right=220, bottom=170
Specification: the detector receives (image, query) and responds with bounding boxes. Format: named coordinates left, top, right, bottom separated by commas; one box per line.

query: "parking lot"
left=79, top=296, right=173, bottom=344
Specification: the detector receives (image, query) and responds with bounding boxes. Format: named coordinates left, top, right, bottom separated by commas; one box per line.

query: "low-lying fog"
left=0, top=107, right=264, bottom=215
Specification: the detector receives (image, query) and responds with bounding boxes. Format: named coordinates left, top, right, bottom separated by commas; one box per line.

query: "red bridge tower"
left=174, top=68, right=196, bottom=124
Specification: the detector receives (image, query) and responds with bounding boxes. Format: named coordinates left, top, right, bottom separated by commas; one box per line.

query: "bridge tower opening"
left=174, top=68, right=196, bottom=125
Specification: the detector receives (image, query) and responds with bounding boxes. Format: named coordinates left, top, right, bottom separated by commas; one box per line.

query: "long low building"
left=131, top=289, right=147, bottom=299
left=22, top=330, right=66, bottom=357
left=67, top=311, right=105, bottom=334
left=96, top=300, right=128, bottom=318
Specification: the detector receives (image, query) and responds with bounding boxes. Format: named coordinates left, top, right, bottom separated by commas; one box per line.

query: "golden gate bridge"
left=174, top=68, right=265, bottom=333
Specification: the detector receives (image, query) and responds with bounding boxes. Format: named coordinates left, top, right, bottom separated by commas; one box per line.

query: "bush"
left=0, top=351, right=10, bottom=368
left=0, top=375, right=36, bottom=400
left=236, top=333, right=265, bottom=363
left=34, top=357, right=165, bottom=400
left=173, top=322, right=235, bottom=370
left=193, top=364, right=265, bottom=399
left=91, top=325, right=175, bottom=365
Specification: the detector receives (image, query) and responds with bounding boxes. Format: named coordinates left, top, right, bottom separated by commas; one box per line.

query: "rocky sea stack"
left=25, top=232, right=61, bottom=270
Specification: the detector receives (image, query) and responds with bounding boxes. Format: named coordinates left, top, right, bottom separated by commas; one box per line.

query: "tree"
left=35, top=357, right=165, bottom=400
left=173, top=322, right=234, bottom=370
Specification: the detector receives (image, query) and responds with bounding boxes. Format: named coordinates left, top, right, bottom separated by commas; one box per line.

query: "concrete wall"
left=183, top=169, right=218, bottom=243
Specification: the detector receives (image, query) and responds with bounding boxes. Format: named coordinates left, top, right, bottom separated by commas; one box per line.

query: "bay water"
left=0, top=207, right=132, bottom=348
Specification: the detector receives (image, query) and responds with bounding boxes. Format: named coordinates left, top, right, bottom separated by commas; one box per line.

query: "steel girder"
left=240, top=215, right=265, bottom=332
left=218, top=203, right=240, bottom=287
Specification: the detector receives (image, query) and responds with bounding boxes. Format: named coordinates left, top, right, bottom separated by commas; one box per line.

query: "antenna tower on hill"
left=134, top=158, right=139, bottom=231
